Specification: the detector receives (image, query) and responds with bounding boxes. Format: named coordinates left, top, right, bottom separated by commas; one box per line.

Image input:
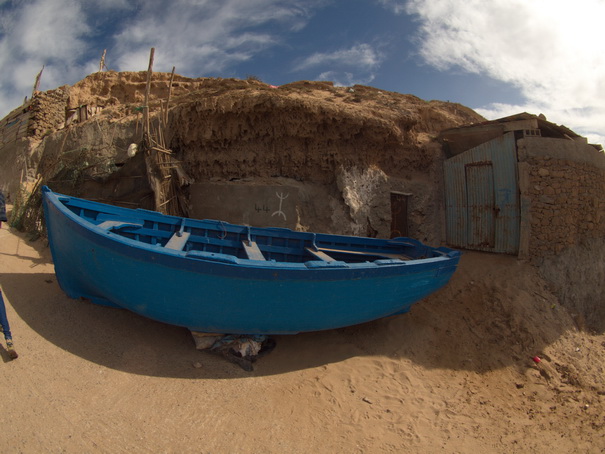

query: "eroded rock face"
left=1, top=72, right=485, bottom=240
left=337, top=166, right=390, bottom=237
left=161, top=79, right=482, bottom=239
left=167, top=80, right=482, bottom=185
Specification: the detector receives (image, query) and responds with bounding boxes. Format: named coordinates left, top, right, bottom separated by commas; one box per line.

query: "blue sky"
left=1, top=0, right=604, bottom=144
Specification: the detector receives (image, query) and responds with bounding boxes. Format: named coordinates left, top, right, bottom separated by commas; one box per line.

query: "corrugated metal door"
left=444, top=132, right=520, bottom=254
left=465, top=163, right=495, bottom=248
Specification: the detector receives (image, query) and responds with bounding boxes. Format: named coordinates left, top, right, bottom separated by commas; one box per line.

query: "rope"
left=218, top=221, right=227, bottom=239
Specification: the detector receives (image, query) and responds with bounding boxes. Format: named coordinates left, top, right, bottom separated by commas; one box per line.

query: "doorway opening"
left=390, top=192, right=411, bottom=238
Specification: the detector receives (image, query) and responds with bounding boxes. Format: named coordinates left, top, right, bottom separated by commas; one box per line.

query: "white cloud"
left=376, top=0, right=406, bottom=15
left=406, top=0, right=605, bottom=144
left=0, top=0, right=95, bottom=116
left=295, top=43, right=384, bottom=88
left=14, top=0, right=89, bottom=61
left=111, top=0, right=319, bottom=74
left=0, top=0, right=323, bottom=118
left=94, top=0, right=133, bottom=10
left=295, top=43, right=383, bottom=71
left=293, top=43, right=383, bottom=88
left=317, top=70, right=375, bottom=87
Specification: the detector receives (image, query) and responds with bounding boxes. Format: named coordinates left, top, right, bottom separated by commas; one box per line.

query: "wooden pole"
left=31, top=65, right=44, bottom=98
left=165, top=66, right=175, bottom=127
left=99, top=49, right=107, bottom=72
left=143, top=48, right=155, bottom=143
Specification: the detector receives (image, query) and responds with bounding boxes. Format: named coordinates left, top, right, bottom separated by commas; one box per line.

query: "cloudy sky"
left=1, top=0, right=604, bottom=144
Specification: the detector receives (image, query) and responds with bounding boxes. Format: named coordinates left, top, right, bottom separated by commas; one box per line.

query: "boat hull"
left=42, top=188, right=460, bottom=334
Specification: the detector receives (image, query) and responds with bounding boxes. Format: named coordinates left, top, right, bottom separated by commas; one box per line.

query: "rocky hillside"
left=166, top=78, right=482, bottom=184
left=48, top=72, right=484, bottom=187
left=1, top=71, right=484, bottom=240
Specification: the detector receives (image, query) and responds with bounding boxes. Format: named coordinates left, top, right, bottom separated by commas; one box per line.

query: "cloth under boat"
left=210, top=335, right=267, bottom=358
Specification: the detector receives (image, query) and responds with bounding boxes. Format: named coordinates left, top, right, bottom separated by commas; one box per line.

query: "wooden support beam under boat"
left=242, top=241, right=266, bottom=261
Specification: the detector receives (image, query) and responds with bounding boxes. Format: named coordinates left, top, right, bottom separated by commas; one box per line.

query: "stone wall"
left=523, top=155, right=605, bottom=259
left=28, top=88, right=70, bottom=140
left=515, top=136, right=605, bottom=330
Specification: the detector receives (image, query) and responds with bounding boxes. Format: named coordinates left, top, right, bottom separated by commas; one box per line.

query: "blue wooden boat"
left=41, top=186, right=460, bottom=334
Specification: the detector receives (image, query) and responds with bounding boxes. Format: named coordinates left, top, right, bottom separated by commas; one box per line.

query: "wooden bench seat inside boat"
left=242, top=240, right=266, bottom=261
left=305, top=247, right=336, bottom=262
left=165, top=231, right=191, bottom=251
left=317, top=247, right=411, bottom=261
left=97, top=219, right=144, bottom=230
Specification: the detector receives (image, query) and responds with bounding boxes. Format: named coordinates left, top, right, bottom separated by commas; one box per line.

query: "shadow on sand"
left=0, top=249, right=574, bottom=379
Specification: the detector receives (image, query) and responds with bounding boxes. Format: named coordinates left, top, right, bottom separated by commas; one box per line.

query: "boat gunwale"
left=43, top=187, right=460, bottom=276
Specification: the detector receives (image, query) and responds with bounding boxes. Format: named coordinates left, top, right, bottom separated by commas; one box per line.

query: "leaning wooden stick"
left=0, top=290, right=18, bottom=359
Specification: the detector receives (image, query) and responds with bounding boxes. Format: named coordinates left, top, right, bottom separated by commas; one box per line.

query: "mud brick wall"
left=1, top=87, right=69, bottom=148
left=526, top=156, right=605, bottom=258
left=28, top=87, right=69, bottom=139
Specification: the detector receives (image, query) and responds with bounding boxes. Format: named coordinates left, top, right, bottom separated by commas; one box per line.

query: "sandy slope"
left=0, top=227, right=603, bottom=453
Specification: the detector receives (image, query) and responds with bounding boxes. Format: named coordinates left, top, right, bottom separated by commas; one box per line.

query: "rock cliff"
left=1, top=71, right=484, bottom=241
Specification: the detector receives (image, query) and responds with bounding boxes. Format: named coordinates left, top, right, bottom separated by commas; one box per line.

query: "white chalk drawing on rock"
left=271, top=192, right=289, bottom=221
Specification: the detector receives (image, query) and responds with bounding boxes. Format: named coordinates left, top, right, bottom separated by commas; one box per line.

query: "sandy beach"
left=1, top=226, right=604, bottom=453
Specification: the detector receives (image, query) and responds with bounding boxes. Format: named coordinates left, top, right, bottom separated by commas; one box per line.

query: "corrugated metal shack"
left=439, top=113, right=605, bottom=261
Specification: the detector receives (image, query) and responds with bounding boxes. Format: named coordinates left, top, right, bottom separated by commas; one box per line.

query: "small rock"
left=362, top=397, right=373, bottom=404
left=193, top=362, right=203, bottom=369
